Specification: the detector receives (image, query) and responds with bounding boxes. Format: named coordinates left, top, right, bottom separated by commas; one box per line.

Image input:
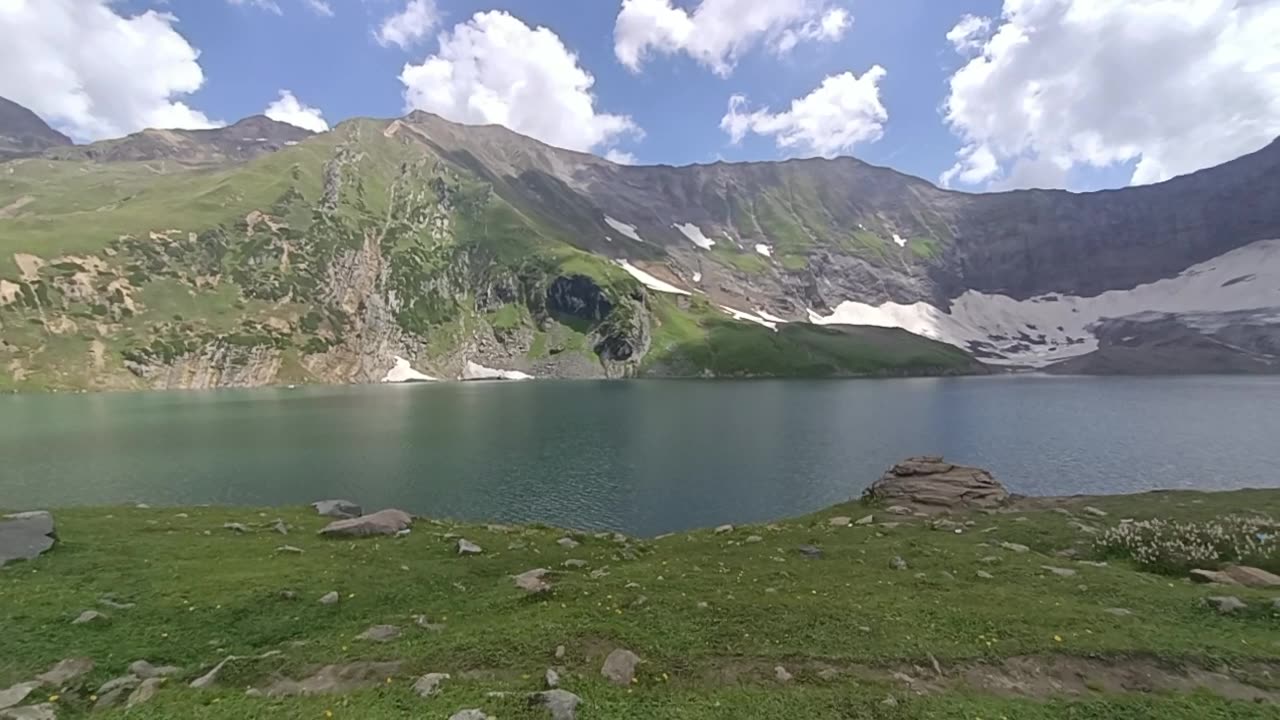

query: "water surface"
left=3, top=376, right=1278, bottom=535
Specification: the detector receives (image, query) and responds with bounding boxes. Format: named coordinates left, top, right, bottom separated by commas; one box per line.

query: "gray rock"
left=0, top=704, right=57, bottom=720
left=319, top=591, right=340, bottom=605
left=271, top=519, right=289, bottom=535
left=865, top=457, right=1010, bottom=512
left=774, top=665, right=793, bottom=682
left=530, top=689, right=581, bottom=720
left=413, top=614, right=446, bottom=631
left=601, top=648, right=641, bottom=685
left=1068, top=521, right=1100, bottom=535
left=319, top=509, right=412, bottom=538
left=71, top=610, right=105, bottom=625
left=355, top=625, right=401, bottom=642
left=714, top=524, right=734, bottom=534
left=449, top=710, right=488, bottom=720
left=886, top=505, right=914, bottom=515
left=556, top=537, right=579, bottom=549
left=457, top=538, right=483, bottom=555
left=94, top=676, right=141, bottom=708
left=855, top=514, right=874, bottom=525
left=1190, top=568, right=1237, bottom=585
left=126, top=678, right=163, bottom=708
left=0, top=683, right=39, bottom=712
left=828, top=516, right=851, bottom=527
left=744, top=535, right=763, bottom=543
left=562, top=559, right=588, bottom=568
left=0, top=511, right=56, bottom=568
left=544, top=668, right=560, bottom=688
left=1105, top=608, right=1134, bottom=617
left=1205, top=596, right=1247, bottom=613
left=1041, top=566, right=1077, bottom=577
left=554, top=645, right=566, bottom=659
left=223, top=522, right=249, bottom=533
left=1082, top=506, right=1108, bottom=517
left=890, top=556, right=908, bottom=570
left=412, top=673, right=450, bottom=698
left=976, top=570, right=994, bottom=579
left=35, top=658, right=93, bottom=686
left=311, top=500, right=362, bottom=519
left=276, top=545, right=304, bottom=554
left=882, top=695, right=899, bottom=707
left=999, top=542, right=1030, bottom=553
left=128, top=661, right=182, bottom=679
left=797, top=544, right=824, bottom=559
left=515, top=568, right=552, bottom=594
left=979, top=555, right=1001, bottom=564
left=1221, top=565, right=1280, bottom=587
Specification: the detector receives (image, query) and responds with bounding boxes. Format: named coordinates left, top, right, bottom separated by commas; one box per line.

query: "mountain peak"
left=0, top=96, right=73, bottom=160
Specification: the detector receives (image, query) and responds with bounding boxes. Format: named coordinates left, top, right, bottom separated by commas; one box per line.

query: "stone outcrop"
left=864, top=457, right=1009, bottom=513
left=0, top=511, right=56, bottom=568
left=318, top=509, right=412, bottom=538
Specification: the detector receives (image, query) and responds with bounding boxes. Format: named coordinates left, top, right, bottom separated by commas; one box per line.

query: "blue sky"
left=5, top=1, right=1279, bottom=192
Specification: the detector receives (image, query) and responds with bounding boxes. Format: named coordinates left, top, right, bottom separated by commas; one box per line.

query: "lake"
left=2, top=376, right=1278, bottom=535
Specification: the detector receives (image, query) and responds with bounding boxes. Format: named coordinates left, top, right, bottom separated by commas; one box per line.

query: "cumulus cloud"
left=0, top=0, right=218, bottom=142
left=720, top=66, right=888, bottom=157
left=399, top=11, right=639, bottom=154
left=941, top=0, right=1280, bottom=190
left=604, top=149, right=638, bottom=165
left=264, top=90, right=329, bottom=132
left=376, top=0, right=438, bottom=49
left=615, top=0, right=851, bottom=76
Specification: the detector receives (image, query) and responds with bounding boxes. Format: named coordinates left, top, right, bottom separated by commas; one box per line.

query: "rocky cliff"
left=0, top=97, right=72, bottom=160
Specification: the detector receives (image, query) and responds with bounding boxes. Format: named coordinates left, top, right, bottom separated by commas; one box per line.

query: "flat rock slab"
left=311, top=499, right=362, bottom=519
left=36, top=657, right=94, bottom=686
left=530, top=689, right=582, bottom=720
left=0, top=511, right=56, bottom=568
left=863, top=457, right=1009, bottom=513
left=0, top=683, right=40, bottom=711
left=319, top=509, right=412, bottom=538
left=260, top=661, right=403, bottom=697
left=355, top=625, right=401, bottom=642
left=0, top=704, right=57, bottom=720
left=601, top=648, right=641, bottom=686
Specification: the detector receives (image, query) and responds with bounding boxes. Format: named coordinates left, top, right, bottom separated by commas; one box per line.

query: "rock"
left=258, top=662, right=402, bottom=697
left=556, top=537, right=580, bottom=549
left=797, top=544, right=824, bottom=559
left=979, top=555, right=1001, bottom=564
left=223, top=522, right=249, bottom=533
left=544, top=668, right=560, bottom=688
left=311, top=500, right=362, bottom=519
left=514, top=568, right=553, bottom=594
left=276, top=545, right=304, bottom=554
left=0, top=511, right=56, bottom=568
left=271, top=519, right=289, bottom=535
left=457, top=539, right=483, bottom=555
left=589, top=567, right=610, bottom=579
left=71, top=610, right=105, bottom=625
left=1204, top=596, right=1247, bottom=613
left=318, top=509, right=412, bottom=538
left=882, top=695, right=899, bottom=707
left=35, top=658, right=93, bottom=686
left=976, top=570, right=994, bottom=579
left=999, top=542, right=1030, bottom=553
left=602, top=649, right=641, bottom=685
left=0, top=705, right=57, bottom=720
left=98, top=596, right=135, bottom=610
left=714, top=524, right=733, bottom=534
left=886, top=505, right=913, bottom=515
left=0, top=683, right=39, bottom=711
left=890, top=556, right=908, bottom=570
left=1190, top=569, right=1237, bottom=585
left=412, top=673, right=450, bottom=698
left=828, top=516, right=851, bottom=527
left=1077, top=560, right=1108, bottom=567
left=855, top=514, right=874, bottom=525
left=1041, top=566, right=1077, bottom=577
left=126, top=678, right=163, bottom=707
left=1105, top=608, right=1134, bottom=617
left=1221, top=565, right=1280, bottom=588
left=190, top=658, right=231, bottom=689
left=562, top=559, right=588, bottom=568
left=94, top=676, right=140, bottom=708
left=744, top=535, right=763, bottom=543
left=554, top=645, right=566, bottom=659
left=319, top=591, right=340, bottom=605
left=355, top=625, right=401, bottom=642
left=863, top=457, right=1009, bottom=513
left=530, top=689, right=581, bottom=720
left=128, top=661, right=182, bottom=679
left=1082, top=506, right=1108, bottom=517
left=1068, top=521, right=1100, bottom=535
left=774, top=665, right=793, bottom=682
left=449, top=710, right=488, bottom=720
left=413, top=615, right=446, bottom=631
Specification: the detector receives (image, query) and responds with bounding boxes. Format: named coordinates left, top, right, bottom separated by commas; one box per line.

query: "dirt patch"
left=13, top=253, right=44, bottom=281
left=0, top=195, right=33, bottom=218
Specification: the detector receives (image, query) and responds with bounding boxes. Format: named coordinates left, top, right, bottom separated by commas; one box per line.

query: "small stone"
left=611, top=533, right=628, bottom=544
left=774, top=665, right=793, bottom=682
left=457, top=539, right=483, bottom=555
left=744, top=535, right=763, bottom=543
left=1082, top=506, right=1108, bottom=517
left=530, top=689, right=582, bottom=720
left=696, top=601, right=709, bottom=609
left=126, top=677, right=163, bottom=707
left=36, top=658, right=94, bottom=686
left=601, top=649, right=641, bottom=685
left=855, top=515, right=874, bottom=525
left=355, top=625, right=401, bottom=642
left=412, top=673, right=450, bottom=698
left=98, top=597, right=135, bottom=610
left=271, top=519, right=289, bottom=535
left=976, top=570, right=994, bottom=579
left=0, top=704, right=57, bottom=720
left=589, top=567, right=610, bottom=579
left=1205, top=596, right=1247, bottom=613
left=129, top=661, right=182, bottom=679
left=413, top=615, right=446, bottom=632
left=562, top=559, right=587, bottom=568
left=0, top=683, right=39, bottom=711
left=714, top=524, right=733, bottom=534
left=1041, top=566, right=1077, bottom=577
left=797, top=544, right=824, bottom=559
left=311, top=499, right=362, bottom=519
left=828, top=516, right=851, bottom=527
left=448, top=710, right=488, bottom=720
left=556, top=537, right=579, bottom=549
left=544, top=668, right=560, bottom=688
left=979, top=556, right=1001, bottom=564
left=879, top=522, right=901, bottom=529
left=890, top=556, right=908, bottom=571
left=881, top=695, right=899, bottom=707
left=319, top=591, right=339, bottom=605
left=515, top=568, right=552, bottom=594
left=1105, top=608, right=1134, bottom=617
left=554, top=644, right=567, bottom=659
left=71, top=610, right=105, bottom=625
left=276, top=545, right=304, bottom=554
left=999, top=542, right=1030, bottom=553
left=223, top=522, right=249, bottom=533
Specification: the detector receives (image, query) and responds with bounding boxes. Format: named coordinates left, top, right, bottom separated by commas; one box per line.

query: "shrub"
left=1095, top=514, right=1278, bottom=575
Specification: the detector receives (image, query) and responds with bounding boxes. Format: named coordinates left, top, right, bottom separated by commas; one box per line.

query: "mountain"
left=0, top=95, right=1277, bottom=391
left=0, top=97, right=72, bottom=160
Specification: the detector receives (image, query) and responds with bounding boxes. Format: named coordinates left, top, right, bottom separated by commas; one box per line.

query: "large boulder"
left=863, top=457, right=1009, bottom=513
left=311, top=500, right=362, bottom=519
left=0, top=511, right=56, bottom=568
left=318, top=509, right=412, bottom=538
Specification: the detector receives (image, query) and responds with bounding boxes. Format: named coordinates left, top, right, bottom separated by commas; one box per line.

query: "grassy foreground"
left=3, top=490, right=1280, bottom=719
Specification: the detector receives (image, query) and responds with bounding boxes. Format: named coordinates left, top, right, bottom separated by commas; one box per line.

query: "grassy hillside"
left=2, top=489, right=1278, bottom=718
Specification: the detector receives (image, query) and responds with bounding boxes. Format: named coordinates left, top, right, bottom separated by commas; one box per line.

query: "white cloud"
left=0, top=0, right=217, bottom=142
left=304, top=0, right=334, bottom=17
left=614, top=0, right=852, bottom=76
left=941, top=0, right=1280, bottom=190
left=376, top=0, right=438, bottom=49
left=399, top=11, right=639, bottom=154
left=264, top=90, right=329, bottom=132
left=605, top=149, right=638, bottom=165
left=720, top=66, right=888, bottom=157
left=227, top=0, right=282, bottom=15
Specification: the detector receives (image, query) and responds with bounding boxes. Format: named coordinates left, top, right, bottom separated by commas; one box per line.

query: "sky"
left=1, top=0, right=1278, bottom=192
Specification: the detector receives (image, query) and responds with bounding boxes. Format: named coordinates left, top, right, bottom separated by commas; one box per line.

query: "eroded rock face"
left=0, top=511, right=56, bottom=568
left=318, top=509, right=412, bottom=538
left=863, top=457, right=1009, bottom=513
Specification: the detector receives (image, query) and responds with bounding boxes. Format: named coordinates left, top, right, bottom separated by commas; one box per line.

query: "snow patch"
left=617, top=260, right=691, bottom=296
left=755, top=308, right=788, bottom=324
left=809, top=238, right=1280, bottom=366
left=463, top=361, right=533, bottom=381
left=719, top=305, right=778, bottom=331
left=692, top=271, right=702, bottom=283
left=754, top=244, right=773, bottom=258
left=382, top=356, right=437, bottom=383
left=604, top=216, right=643, bottom=243
left=673, top=223, right=715, bottom=250
left=892, top=233, right=906, bottom=248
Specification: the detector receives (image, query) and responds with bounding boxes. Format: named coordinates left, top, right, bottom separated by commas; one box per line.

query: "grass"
left=2, top=489, right=1279, bottom=718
